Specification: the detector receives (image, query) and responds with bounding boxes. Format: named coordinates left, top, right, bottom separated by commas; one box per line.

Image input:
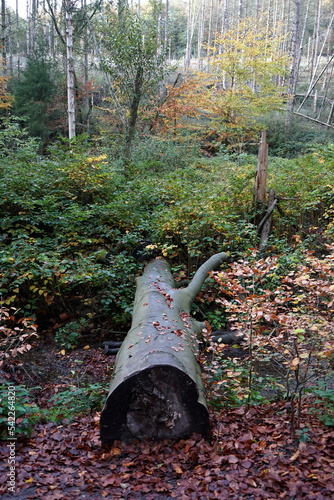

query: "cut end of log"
left=100, top=365, right=210, bottom=444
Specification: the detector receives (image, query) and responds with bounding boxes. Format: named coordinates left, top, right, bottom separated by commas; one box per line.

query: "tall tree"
left=65, top=0, right=76, bottom=139
left=158, top=17, right=290, bottom=152
left=197, top=0, right=205, bottom=68
left=185, top=0, right=197, bottom=69
left=1, top=0, right=6, bottom=76
left=0, top=44, right=11, bottom=111
left=287, top=0, right=301, bottom=120
left=13, top=57, right=56, bottom=139
left=100, top=1, right=169, bottom=167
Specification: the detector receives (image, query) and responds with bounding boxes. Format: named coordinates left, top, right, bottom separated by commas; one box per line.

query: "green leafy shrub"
left=203, top=353, right=276, bottom=410
left=0, top=116, right=41, bottom=157
left=0, top=382, right=108, bottom=438
left=1, top=116, right=334, bottom=333
left=310, top=378, right=334, bottom=427
left=0, top=385, right=41, bottom=438
left=43, top=383, right=107, bottom=422
left=55, top=319, right=89, bottom=349
left=256, top=114, right=332, bottom=158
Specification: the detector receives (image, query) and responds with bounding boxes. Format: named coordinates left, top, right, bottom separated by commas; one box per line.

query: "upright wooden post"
left=254, top=131, right=277, bottom=247
left=259, top=188, right=277, bottom=250
left=253, top=130, right=269, bottom=227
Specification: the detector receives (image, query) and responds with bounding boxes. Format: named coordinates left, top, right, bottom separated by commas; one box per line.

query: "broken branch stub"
left=100, top=252, right=228, bottom=443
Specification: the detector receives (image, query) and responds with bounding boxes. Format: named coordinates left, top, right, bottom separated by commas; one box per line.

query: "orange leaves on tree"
left=154, top=75, right=209, bottom=140
left=0, top=53, right=12, bottom=110
left=155, top=17, right=290, bottom=151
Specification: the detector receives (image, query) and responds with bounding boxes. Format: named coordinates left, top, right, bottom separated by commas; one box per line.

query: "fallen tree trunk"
left=100, top=252, right=228, bottom=443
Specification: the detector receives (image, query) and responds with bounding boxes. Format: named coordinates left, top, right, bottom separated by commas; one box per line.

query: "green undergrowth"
left=0, top=122, right=334, bottom=338
left=0, top=383, right=107, bottom=438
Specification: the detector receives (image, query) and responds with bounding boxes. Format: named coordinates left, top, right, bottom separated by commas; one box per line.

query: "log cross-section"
left=100, top=252, right=228, bottom=443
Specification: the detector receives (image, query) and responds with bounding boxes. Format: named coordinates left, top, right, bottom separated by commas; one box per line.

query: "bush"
left=0, top=382, right=108, bottom=438
left=44, top=383, right=107, bottom=422
left=0, top=385, right=41, bottom=438
left=255, top=114, right=332, bottom=158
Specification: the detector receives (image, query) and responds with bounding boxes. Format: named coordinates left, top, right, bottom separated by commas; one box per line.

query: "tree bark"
left=100, top=252, right=228, bottom=443
left=123, top=66, right=143, bottom=166
left=253, top=130, right=268, bottom=226
left=286, top=0, right=301, bottom=122
left=65, top=0, right=76, bottom=139
left=259, top=188, right=277, bottom=250
left=1, top=0, right=7, bottom=77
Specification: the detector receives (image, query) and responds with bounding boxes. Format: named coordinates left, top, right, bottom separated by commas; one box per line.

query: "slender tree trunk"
left=206, top=0, right=214, bottom=61
left=220, top=0, right=227, bottom=36
left=31, top=0, right=38, bottom=54
left=311, top=0, right=322, bottom=77
left=50, top=0, right=57, bottom=59
left=286, top=0, right=301, bottom=122
left=1, top=0, right=7, bottom=77
left=197, top=0, right=205, bottom=69
left=123, top=66, right=143, bottom=165
left=15, top=0, right=20, bottom=78
left=185, top=0, right=193, bottom=69
left=65, top=0, right=76, bottom=139
left=86, top=14, right=126, bottom=128
left=238, top=0, right=243, bottom=21
left=7, top=8, right=12, bottom=76
left=81, top=0, right=91, bottom=132
left=295, top=0, right=310, bottom=79
left=165, top=0, right=169, bottom=59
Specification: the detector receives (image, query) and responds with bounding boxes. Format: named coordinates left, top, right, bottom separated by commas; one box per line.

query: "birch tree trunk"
left=123, top=66, right=143, bottom=165
left=86, top=14, right=126, bottom=129
left=286, top=0, right=301, bottom=121
left=206, top=0, right=214, bottom=60
left=197, top=0, right=205, bottom=69
left=185, top=0, right=193, bottom=69
left=1, top=0, right=6, bottom=77
left=15, top=0, right=20, bottom=79
left=65, top=0, right=76, bottom=139
left=100, top=252, right=228, bottom=443
left=81, top=0, right=91, bottom=132
left=165, top=0, right=169, bottom=59
left=31, top=0, right=38, bottom=54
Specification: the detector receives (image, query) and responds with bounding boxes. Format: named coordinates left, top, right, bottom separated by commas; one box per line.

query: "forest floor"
left=0, top=343, right=334, bottom=499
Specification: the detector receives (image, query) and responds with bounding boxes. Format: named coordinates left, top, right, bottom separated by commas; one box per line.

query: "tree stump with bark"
left=100, top=252, right=228, bottom=443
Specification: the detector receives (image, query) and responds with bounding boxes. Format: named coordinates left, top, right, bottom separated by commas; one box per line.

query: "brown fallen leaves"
left=0, top=400, right=333, bottom=499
